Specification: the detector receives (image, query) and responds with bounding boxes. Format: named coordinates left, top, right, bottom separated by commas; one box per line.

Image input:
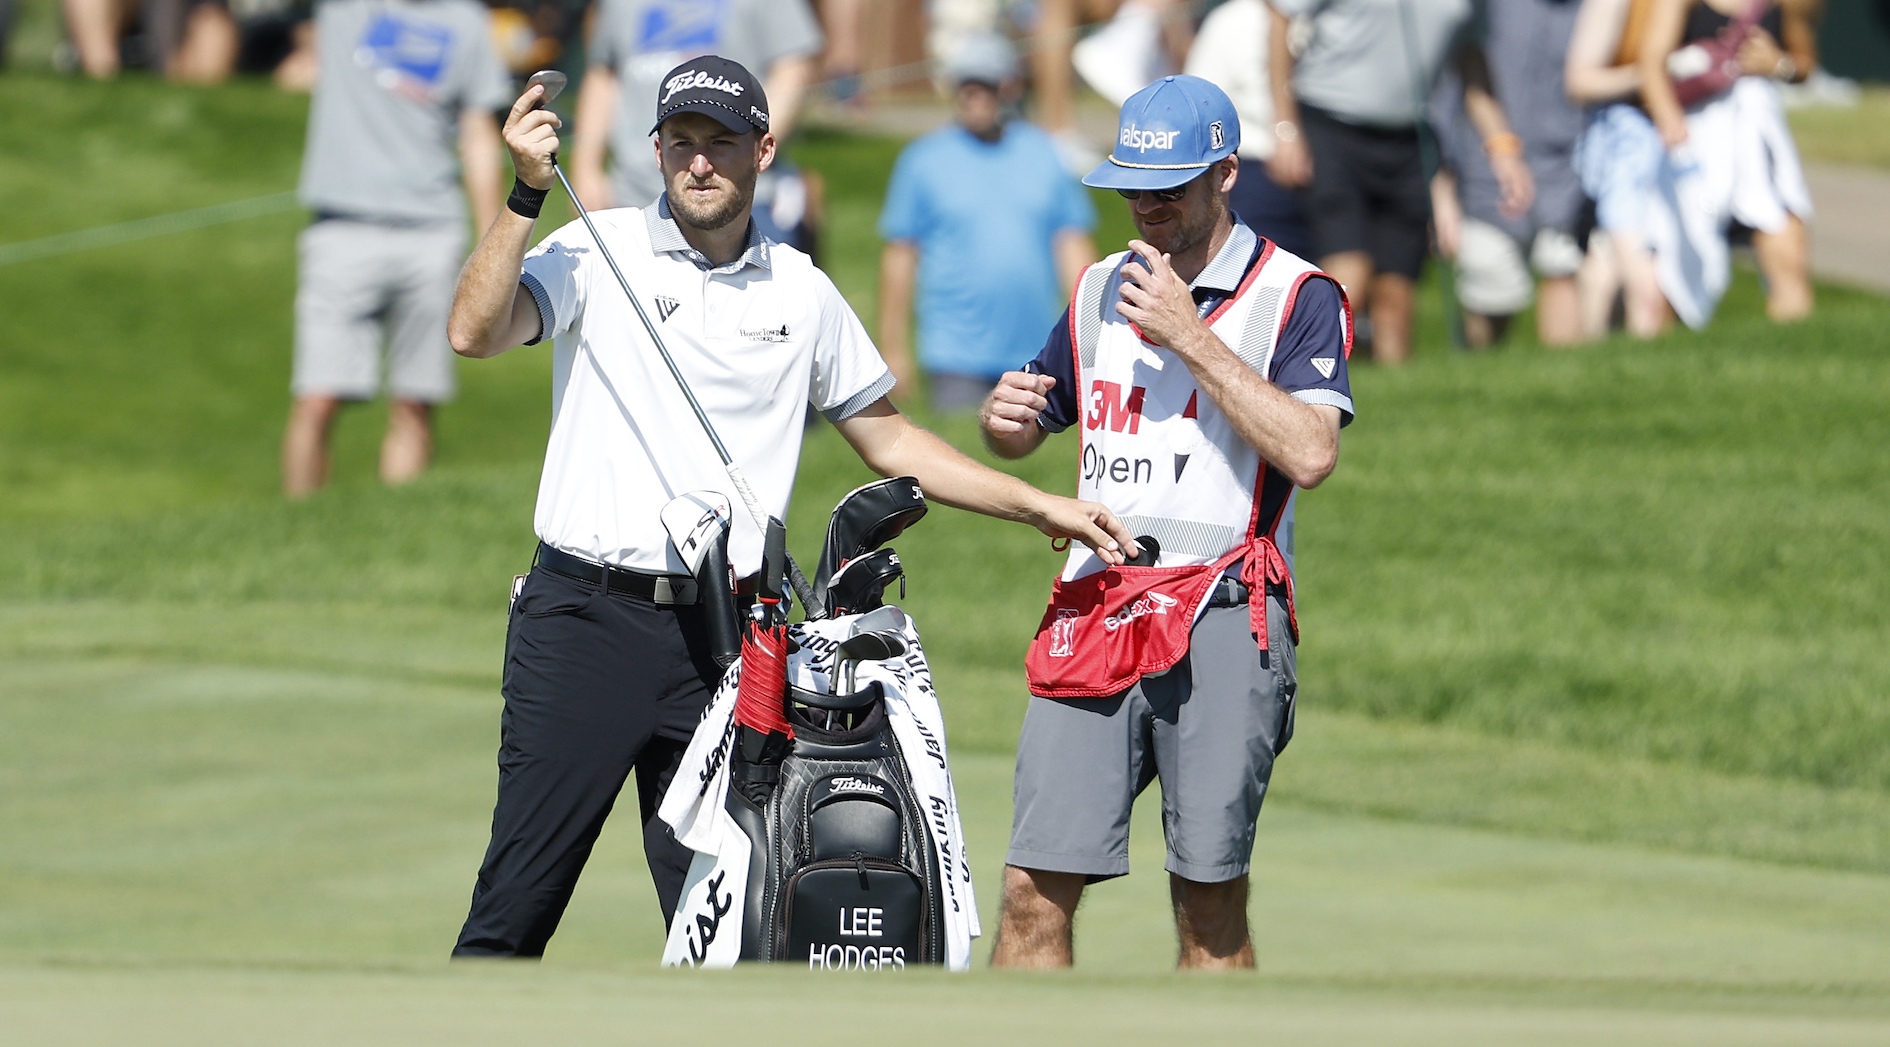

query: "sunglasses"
left=1115, top=174, right=1200, bottom=203
left=1115, top=184, right=1189, bottom=203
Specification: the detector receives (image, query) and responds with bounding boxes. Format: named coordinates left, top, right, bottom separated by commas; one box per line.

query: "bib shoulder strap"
left=1070, top=251, right=1131, bottom=374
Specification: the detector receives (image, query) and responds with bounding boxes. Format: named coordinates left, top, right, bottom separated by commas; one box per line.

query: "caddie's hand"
left=979, top=370, right=1055, bottom=440
left=1028, top=495, right=1139, bottom=567
left=1118, top=240, right=1206, bottom=354
left=504, top=83, right=563, bottom=192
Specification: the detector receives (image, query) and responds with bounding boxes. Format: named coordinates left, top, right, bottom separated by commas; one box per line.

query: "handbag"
left=1666, top=0, right=1772, bottom=107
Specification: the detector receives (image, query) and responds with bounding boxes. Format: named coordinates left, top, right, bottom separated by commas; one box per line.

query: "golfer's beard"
left=667, top=176, right=754, bottom=232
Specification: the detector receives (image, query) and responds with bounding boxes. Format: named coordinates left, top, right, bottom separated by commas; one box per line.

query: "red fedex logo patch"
left=1086, top=381, right=1146, bottom=433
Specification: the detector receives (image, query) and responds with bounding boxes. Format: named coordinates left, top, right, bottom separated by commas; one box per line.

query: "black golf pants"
left=452, top=566, right=727, bottom=957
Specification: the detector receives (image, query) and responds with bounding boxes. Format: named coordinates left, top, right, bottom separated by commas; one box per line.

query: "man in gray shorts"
left=282, top=0, right=509, bottom=498
left=980, top=75, right=1354, bottom=969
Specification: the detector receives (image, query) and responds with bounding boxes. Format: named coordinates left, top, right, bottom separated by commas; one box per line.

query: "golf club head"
left=837, top=629, right=907, bottom=665
left=526, top=70, right=568, bottom=107
left=848, top=604, right=908, bottom=637
left=661, top=491, right=732, bottom=576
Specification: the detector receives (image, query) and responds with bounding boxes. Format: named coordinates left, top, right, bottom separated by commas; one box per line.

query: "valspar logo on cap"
left=1118, top=124, right=1179, bottom=152
left=661, top=69, right=746, bottom=105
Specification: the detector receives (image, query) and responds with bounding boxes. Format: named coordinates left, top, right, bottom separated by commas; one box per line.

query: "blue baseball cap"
left=1082, top=75, right=1241, bottom=192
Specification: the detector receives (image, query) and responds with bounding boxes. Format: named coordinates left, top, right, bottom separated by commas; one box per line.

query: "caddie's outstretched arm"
left=449, top=83, right=561, bottom=359
left=835, top=398, right=1136, bottom=565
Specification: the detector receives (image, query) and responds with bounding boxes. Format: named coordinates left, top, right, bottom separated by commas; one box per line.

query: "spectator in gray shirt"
left=1267, top=0, right=1533, bottom=364
left=570, top=0, right=823, bottom=212
left=282, top=0, right=509, bottom=498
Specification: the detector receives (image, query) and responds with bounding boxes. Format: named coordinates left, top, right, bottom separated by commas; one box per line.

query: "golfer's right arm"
left=449, top=85, right=561, bottom=359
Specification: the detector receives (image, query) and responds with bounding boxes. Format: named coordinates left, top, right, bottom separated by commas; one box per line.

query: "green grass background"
left=2, top=74, right=1889, bottom=1042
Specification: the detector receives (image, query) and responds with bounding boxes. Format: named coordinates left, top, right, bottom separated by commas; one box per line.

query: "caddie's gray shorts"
left=1007, top=596, right=1297, bottom=884
left=293, top=217, right=464, bottom=403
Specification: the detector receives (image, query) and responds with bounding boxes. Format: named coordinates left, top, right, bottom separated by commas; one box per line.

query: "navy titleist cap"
left=1083, top=75, right=1241, bottom=192
left=651, top=55, right=770, bottom=135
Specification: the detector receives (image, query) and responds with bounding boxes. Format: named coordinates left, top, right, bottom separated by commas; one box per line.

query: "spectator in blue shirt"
left=878, top=31, right=1098, bottom=411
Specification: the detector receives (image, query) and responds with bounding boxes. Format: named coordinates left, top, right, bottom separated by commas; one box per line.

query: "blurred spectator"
left=1, top=0, right=15, bottom=67
left=877, top=31, right=1097, bottom=410
left=1267, top=0, right=1533, bottom=365
left=1567, top=0, right=1686, bottom=335
left=281, top=0, right=508, bottom=498
left=63, top=0, right=235, bottom=80
left=820, top=0, right=867, bottom=106
left=571, top=0, right=825, bottom=255
left=1430, top=0, right=1588, bottom=348
left=1182, top=0, right=1312, bottom=258
left=1640, top=0, right=1816, bottom=322
left=60, top=0, right=316, bottom=83
left=1030, top=0, right=1193, bottom=172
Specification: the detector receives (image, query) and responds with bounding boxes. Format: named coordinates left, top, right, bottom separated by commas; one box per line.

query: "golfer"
left=445, top=55, right=1136, bottom=958
left=979, top=75, right=1354, bottom=969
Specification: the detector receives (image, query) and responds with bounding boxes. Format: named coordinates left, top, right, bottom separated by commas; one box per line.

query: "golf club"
left=524, top=69, right=825, bottom=618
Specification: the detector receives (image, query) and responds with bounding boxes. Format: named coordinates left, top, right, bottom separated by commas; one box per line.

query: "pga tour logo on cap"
left=1209, top=121, right=1225, bottom=150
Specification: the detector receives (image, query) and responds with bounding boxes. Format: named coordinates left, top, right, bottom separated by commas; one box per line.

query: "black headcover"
left=814, top=477, right=928, bottom=603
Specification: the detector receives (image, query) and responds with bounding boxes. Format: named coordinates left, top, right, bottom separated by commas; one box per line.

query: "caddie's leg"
left=992, top=866, right=1085, bottom=968
left=1171, top=873, right=1253, bottom=969
left=1000, top=687, right=1157, bottom=967
left=1152, top=598, right=1297, bottom=970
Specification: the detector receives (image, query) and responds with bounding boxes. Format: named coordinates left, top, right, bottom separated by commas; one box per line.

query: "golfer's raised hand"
left=980, top=370, right=1055, bottom=439
left=1028, top=495, right=1139, bottom=567
left=505, top=83, right=563, bottom=192
left=1117, top=240, right=1206, bottom=354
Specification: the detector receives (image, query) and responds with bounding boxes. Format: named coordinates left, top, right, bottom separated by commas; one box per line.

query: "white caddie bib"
left=1024, top=239, right=1346, bottom=699
left=1059, top=240, right=1333, bottom=581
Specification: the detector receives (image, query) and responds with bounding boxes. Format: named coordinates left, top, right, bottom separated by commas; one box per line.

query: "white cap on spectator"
left=942, top=31, right=1018, bottom=87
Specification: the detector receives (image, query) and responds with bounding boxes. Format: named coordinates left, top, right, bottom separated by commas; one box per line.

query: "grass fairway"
left=2, top=74, right=1889, bottom=1041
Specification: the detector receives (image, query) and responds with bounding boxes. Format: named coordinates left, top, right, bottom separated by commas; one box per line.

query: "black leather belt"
left=535, top=542, right=701, bottom=604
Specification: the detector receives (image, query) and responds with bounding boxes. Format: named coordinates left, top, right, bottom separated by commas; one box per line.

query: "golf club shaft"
left=548, top=161, right=826, bottom=617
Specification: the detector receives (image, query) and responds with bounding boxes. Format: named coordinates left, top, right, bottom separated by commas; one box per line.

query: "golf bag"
left=659, top=479, right=978, bottom=971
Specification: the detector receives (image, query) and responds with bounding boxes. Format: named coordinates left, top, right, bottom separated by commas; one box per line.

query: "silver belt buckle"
left=650, top=575, right=698, bottom=605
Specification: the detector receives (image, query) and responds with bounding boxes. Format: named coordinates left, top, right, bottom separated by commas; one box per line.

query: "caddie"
left=445, top=55, right=1137, bottom=958
left=979, top=75, right=1355, bottom=969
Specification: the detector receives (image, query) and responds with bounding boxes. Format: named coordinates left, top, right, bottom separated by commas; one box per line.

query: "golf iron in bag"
left=657, top=478, right=980, bottom=971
